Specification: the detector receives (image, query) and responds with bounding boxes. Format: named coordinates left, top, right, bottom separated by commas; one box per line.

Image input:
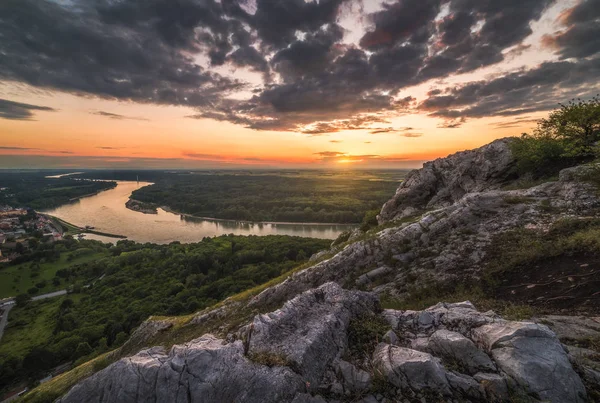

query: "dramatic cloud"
left=0, top=99, right=55, bottom=120
left=420, top=57, right=600, bottom=121
left=0, top=0, right=598, bottom=133
left=0, top=0, right=243, bottom=108
left=542, top=0, right=600, bottom=60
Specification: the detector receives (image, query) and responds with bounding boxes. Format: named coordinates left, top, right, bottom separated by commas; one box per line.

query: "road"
left=32, top=290, right=67, bottom=301
left=0, top=303, right=14, bottom=343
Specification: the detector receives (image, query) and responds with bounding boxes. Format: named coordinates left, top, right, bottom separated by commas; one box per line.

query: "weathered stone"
left=446, top=372, right=485, bottom=400
left=59, top=335, right=304, bottom=403
left=471, top=321, right=555, bottom=351
left=473, top=321, right=587, bottom=403
left=429, top=329, right=496, bottom=374
left=336, top=360, right=371, bottom=392
left=538, top=315, right=600, bottom=343
left=291, top=394, right=328, bottom=403
left=379, top=138, right=516, bottom=222
left=245, top=282, right=377, bottom=388
left=372, top=343, right=451, bottom=395
left=473, top=372, right=509, bottom=402
left=382, top=330, right=399, bottom=345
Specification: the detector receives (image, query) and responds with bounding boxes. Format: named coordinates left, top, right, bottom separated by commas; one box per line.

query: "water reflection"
left=42, top=181, right=355, bottom=244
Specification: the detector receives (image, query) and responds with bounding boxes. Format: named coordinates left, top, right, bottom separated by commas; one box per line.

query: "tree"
left=15, top=293, right=31, bottom=307
left=75, top=342, right=93, bottom=359
left=511, top=97, right=600, bottom=177
left=114, top=332, right=128, bottom=346
left=539, top=96, right=600, bottom=157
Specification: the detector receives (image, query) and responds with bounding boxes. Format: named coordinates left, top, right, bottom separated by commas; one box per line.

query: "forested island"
left=126, top=171, right=404, bottom=224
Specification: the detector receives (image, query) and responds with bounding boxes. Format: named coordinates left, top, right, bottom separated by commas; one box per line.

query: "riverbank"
left=41, top=214, right=127, bottom=239
left=67, top=182, right=117, bottom=202
left=160, top=205, right=360, bottom=227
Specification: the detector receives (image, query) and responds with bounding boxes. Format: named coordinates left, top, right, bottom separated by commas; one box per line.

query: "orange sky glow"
left=1, top=0, right=597, bottom=169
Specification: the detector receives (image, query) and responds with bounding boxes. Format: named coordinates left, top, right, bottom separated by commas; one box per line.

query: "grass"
left=0, top=252, right=107, bottom=299
left=485, top=217, right=600, bottom=277
left=21, top=350, right=118, bottom=403
left=0, top=295, right=83, bottom=358
left=247, top=351, right=290, bottom=367
left=380, top=283, right=534, bottom=321
left=502, top=176, right=558, bottom=191
left=347, top=314, right=390, bottom=363
left=503, top=196, right=535, bottom=205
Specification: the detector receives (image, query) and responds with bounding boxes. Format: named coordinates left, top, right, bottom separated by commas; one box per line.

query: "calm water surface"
left=42, top=181, right=355, bottom=243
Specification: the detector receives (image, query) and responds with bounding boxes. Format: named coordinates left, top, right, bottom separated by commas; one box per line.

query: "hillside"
left=24, top=139, right=600, bottom=403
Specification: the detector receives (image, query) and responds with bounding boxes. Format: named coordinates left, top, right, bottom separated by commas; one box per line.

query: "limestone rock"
left=244, top=282, right=377, bottom=388
left=378, top=138, right=516, bottom=223
left=473, top=372, right=509, bottom=402
left=372, top=343, right=451, bottom=395
left=429, top=329, right=496, bottom=374
left=473, top=321, right=587, bottom=402
left=336, top=360, right=371, bottom=392
left=59, top=336, right=304, bottom=403
left=445, top=371, right=485, bottom=400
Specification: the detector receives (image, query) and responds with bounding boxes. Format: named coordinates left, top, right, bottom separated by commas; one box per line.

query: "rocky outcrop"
left=378, top=138, right=516, bottom=223
left=250, top=163, right=599, bottom=309
left=59, top=285, right=588, bottom=403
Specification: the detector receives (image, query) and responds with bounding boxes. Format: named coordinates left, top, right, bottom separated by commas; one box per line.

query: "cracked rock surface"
left=59, top=286, right=588, bottom=403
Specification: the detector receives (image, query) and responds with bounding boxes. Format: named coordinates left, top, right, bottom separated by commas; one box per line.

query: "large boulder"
left=378, top=138, right=516, bottom=222
left=243, top=282, right=378, bottom=388
left=473, top=321, right=587, bottom=402
left=58, top=337, right=305, bottom=403
left=372, top=343, right=451, bottom=395
left=429, top=329, right=496, bottom=374
left=57, top=287, right=593, bottom=403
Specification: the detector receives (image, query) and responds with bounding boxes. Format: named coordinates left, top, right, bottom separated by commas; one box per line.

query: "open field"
left=0, top=252, right=107, bottom=299
left=0, top=295, right=82, bottom=358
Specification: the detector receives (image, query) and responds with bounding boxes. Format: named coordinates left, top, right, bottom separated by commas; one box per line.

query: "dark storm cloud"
left=543, top=0, right=600, bottom=60
left=359, top=0, right=441, bottom=49
left=270, top=24, right=345, bottom=81
left=227, top=47, right=269, bottom=73
left=420, top=57, right=600, bottom=120
left=0, top=99, right=55, bottom=121
left=0, top=0, right=243, bottom=108
left=239, top=0, right=347, bottom=49
left=1, top=0, right=598, bottom=133
left=414, top=0, right=553, bottom=79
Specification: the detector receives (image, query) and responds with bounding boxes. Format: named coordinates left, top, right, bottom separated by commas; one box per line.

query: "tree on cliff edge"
left=512, top=96, right=600, bottom=177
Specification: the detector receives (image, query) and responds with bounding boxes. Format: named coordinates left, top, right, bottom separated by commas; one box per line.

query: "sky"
left=0, top=0, right=599, bottom=169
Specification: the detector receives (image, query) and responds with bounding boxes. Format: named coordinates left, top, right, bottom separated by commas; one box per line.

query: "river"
left=41, top=181, right=356, bottom=243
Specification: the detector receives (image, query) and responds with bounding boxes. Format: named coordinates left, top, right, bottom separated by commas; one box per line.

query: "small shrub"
left=247, top=351, right=290, bottom=367
left=347, top=314, right=390, bottom=362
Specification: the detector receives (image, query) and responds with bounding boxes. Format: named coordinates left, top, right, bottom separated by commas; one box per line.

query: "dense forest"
left=126, top=172, right=403, bottom=223
left=0, top=172, right=116, bottom=210
left=0, top=235, right=330, bottom=391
